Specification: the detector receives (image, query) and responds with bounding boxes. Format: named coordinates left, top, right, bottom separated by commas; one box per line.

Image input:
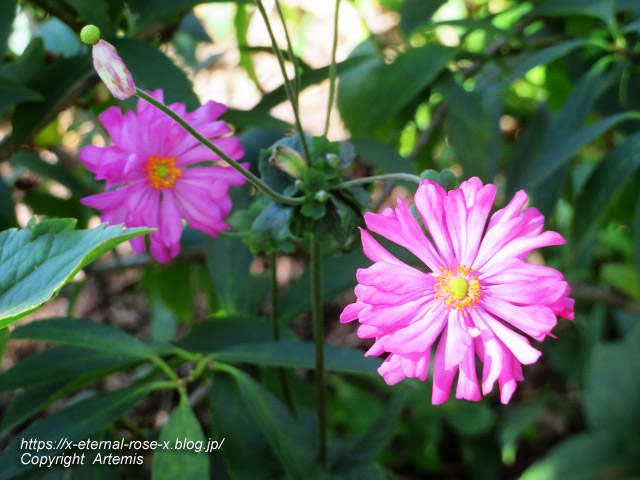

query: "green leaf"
left=584, top=323, right=640, bottom=436
left=0, top=220, right=151, bottom=328
left=0, top=173, right=16, bottom=230
left=573, top=133, right=640, bottom=241
left=152, top=402, right=210, bottom=480
left=204, top=235, right=254, bottom=313
left=0, top=384, right=153, bottom=480
left=10, top=317, right=156, bottom=359
left=635, top=188, right=640, bottom=287
left=217, top=365, right=321, bottom=480
left=177, top=315, right=272, bottom=353
left=112, top=38, right=199, bottom=110
left=600, top=263, right=640, bottom=299
left=531, top=0, right=615, bottom=23
left=64, top=0, right=115, bottom=37
left=0, top=0, right=17, bottom=57
left=133, top=0, right=206, bottom=29
left=400, top=0, right=446, bottom=36
left=209, top=373, right=281, bottom=479
left=0, top=75, right=44, bottom=115
left=339, top=43, right=456, bottom=136
left=248, top=202, right=296, bottom=254
left=143, top=264, right=196, bottom=323
left=444, top=400, right=496, bottom=437
left=519, top=433, right=623, bottom=480
left=210, top=340, right=381, bottom=374
left=224, top=108, right=292, bottom=132
left=11, top=55, right=92, bottom=145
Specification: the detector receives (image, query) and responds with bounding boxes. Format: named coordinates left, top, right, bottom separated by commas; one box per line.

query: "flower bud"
left=314, top=190, right=329, bottom=202
left=269, top=145, right=308, bottom=179
left=90, top=35, right=135, bottom=100
left=80, top=25, right=100, bottom=45
left=326, top=153, right=340, bottom=168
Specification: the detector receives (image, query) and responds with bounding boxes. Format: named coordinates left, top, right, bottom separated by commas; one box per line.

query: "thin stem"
left=310, top=236, right=327, bottom=467
left=332, top=173, right=422, bottom=190
left=324, top=0, right=341, bottom=136
left=254, top=0, right=312, bottom=162
left=271, top=253, right=297, bottom=416
left=135, top=89, right=304, bottom=206
left=275, top=0, right=301, bottom=104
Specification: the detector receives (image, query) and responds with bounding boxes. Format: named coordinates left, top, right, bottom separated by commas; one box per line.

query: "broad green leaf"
left=152, top=402, right=210, bottom=480
left=11, top=55, right=92, bottom=145
left=177, top=315, right=272, bottom=353
left=209, top=373, right=281, bottom=479
left=217, top=365, right=321, bottom=480
left=0, top=75, right=44, bottom=115
left=0, top=384, right=154, bottom=480
left=133, top=0, right=207, bottom=29
left=400, top=0, right=446, bottom=36
left=210, top=341, right=381, bottom=374
left=0, top=345, right=140, bottom=393
left=112, top=38, right=199, bottom=110
left=635, top=189, right=640, bottom=286
left=584, top=323, right=640, bottom=435
left=248, top=202, right=296, bottom=254
left=573, top=133, right=640, bottom=241
left=205, top=235, right=254, bottom=313
left=600, top=263, right=640, bottom=299
left=10, top=317, right=157, bottom=359
left=339, top=43, right=456, bottom=136
left=444, top=400, right=496, bottom=437
left=520, top=433, right=623, bottom=480
left=235, top=4, right=262, bottom=95
left=0, top=220, right=151, bottom=328
left=0, top=0, right=18, bottom=56
left=143, top=264, right=196, bottom=323
left=497, top=400, right=546, bottom=466
left=224, top=109, right=291, bottom=132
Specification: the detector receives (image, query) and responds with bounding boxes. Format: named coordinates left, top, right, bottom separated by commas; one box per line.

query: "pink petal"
left=414, top=181, right=456, bottom=267
left=432, top=327, right=457, bottom=404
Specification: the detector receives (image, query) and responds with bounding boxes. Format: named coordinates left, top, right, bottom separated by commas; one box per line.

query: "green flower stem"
left=323, top=0, right=341, bottom=137
left=150, top=355, right=187, bottom=401
left=275, top=0, right=301, bottom=103
left=271, top=253, right=297, bottom=417
left=135, top=89, right=304, bottom=206
left=310, top=236, right=327, bottom=467
left=253, top=0, right=312, bottom=162
left=332, top=173, right=422, bottom=189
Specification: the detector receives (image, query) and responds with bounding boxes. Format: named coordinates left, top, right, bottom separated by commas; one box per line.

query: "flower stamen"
left=434, top=265, right=483, bottom=311
left=146, top=155, right=181, bottom=190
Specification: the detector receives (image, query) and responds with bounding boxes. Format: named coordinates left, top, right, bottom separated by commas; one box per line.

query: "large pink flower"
left=341, top=177, right=574, bottom=404
left=80, top=89, right=246, bottom=262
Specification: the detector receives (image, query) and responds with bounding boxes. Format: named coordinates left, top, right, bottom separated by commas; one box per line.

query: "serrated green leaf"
left=248, top=202, right=296, bottom=254
left=112, top=38, right=199, bottom=110
left=152, top=403, right=210, bottom=480
left=217, top=365, right=321, bottom=480
left=209, top=373, right=281, bottom=479
left=210, top=340, right=381, bottom=374
left=0, top=221, right=148, bottom=326
left=0, top=221, right=150, bottom=328
left=0, top=384, right=154, bottom=480
left=10, top=317, right=156, bottom=358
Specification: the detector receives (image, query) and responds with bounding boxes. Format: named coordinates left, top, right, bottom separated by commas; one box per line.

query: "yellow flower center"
left=435, top=265, right=482, bottom=311
left=146, top=155, right=181, bottom=190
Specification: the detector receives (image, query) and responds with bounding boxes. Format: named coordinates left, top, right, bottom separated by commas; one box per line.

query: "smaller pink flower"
left=80, top=89, right=246, bottom=262
left=92, top=39, right=135, bottom=100
left=341, top=178, right=574, bottom=404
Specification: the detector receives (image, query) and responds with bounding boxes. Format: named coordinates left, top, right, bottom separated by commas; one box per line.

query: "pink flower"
left=341, top=178, right=574, bottom=404
left=80, top=89, right=246, bottom=262
left=92, top=39, right=135, bottom=100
